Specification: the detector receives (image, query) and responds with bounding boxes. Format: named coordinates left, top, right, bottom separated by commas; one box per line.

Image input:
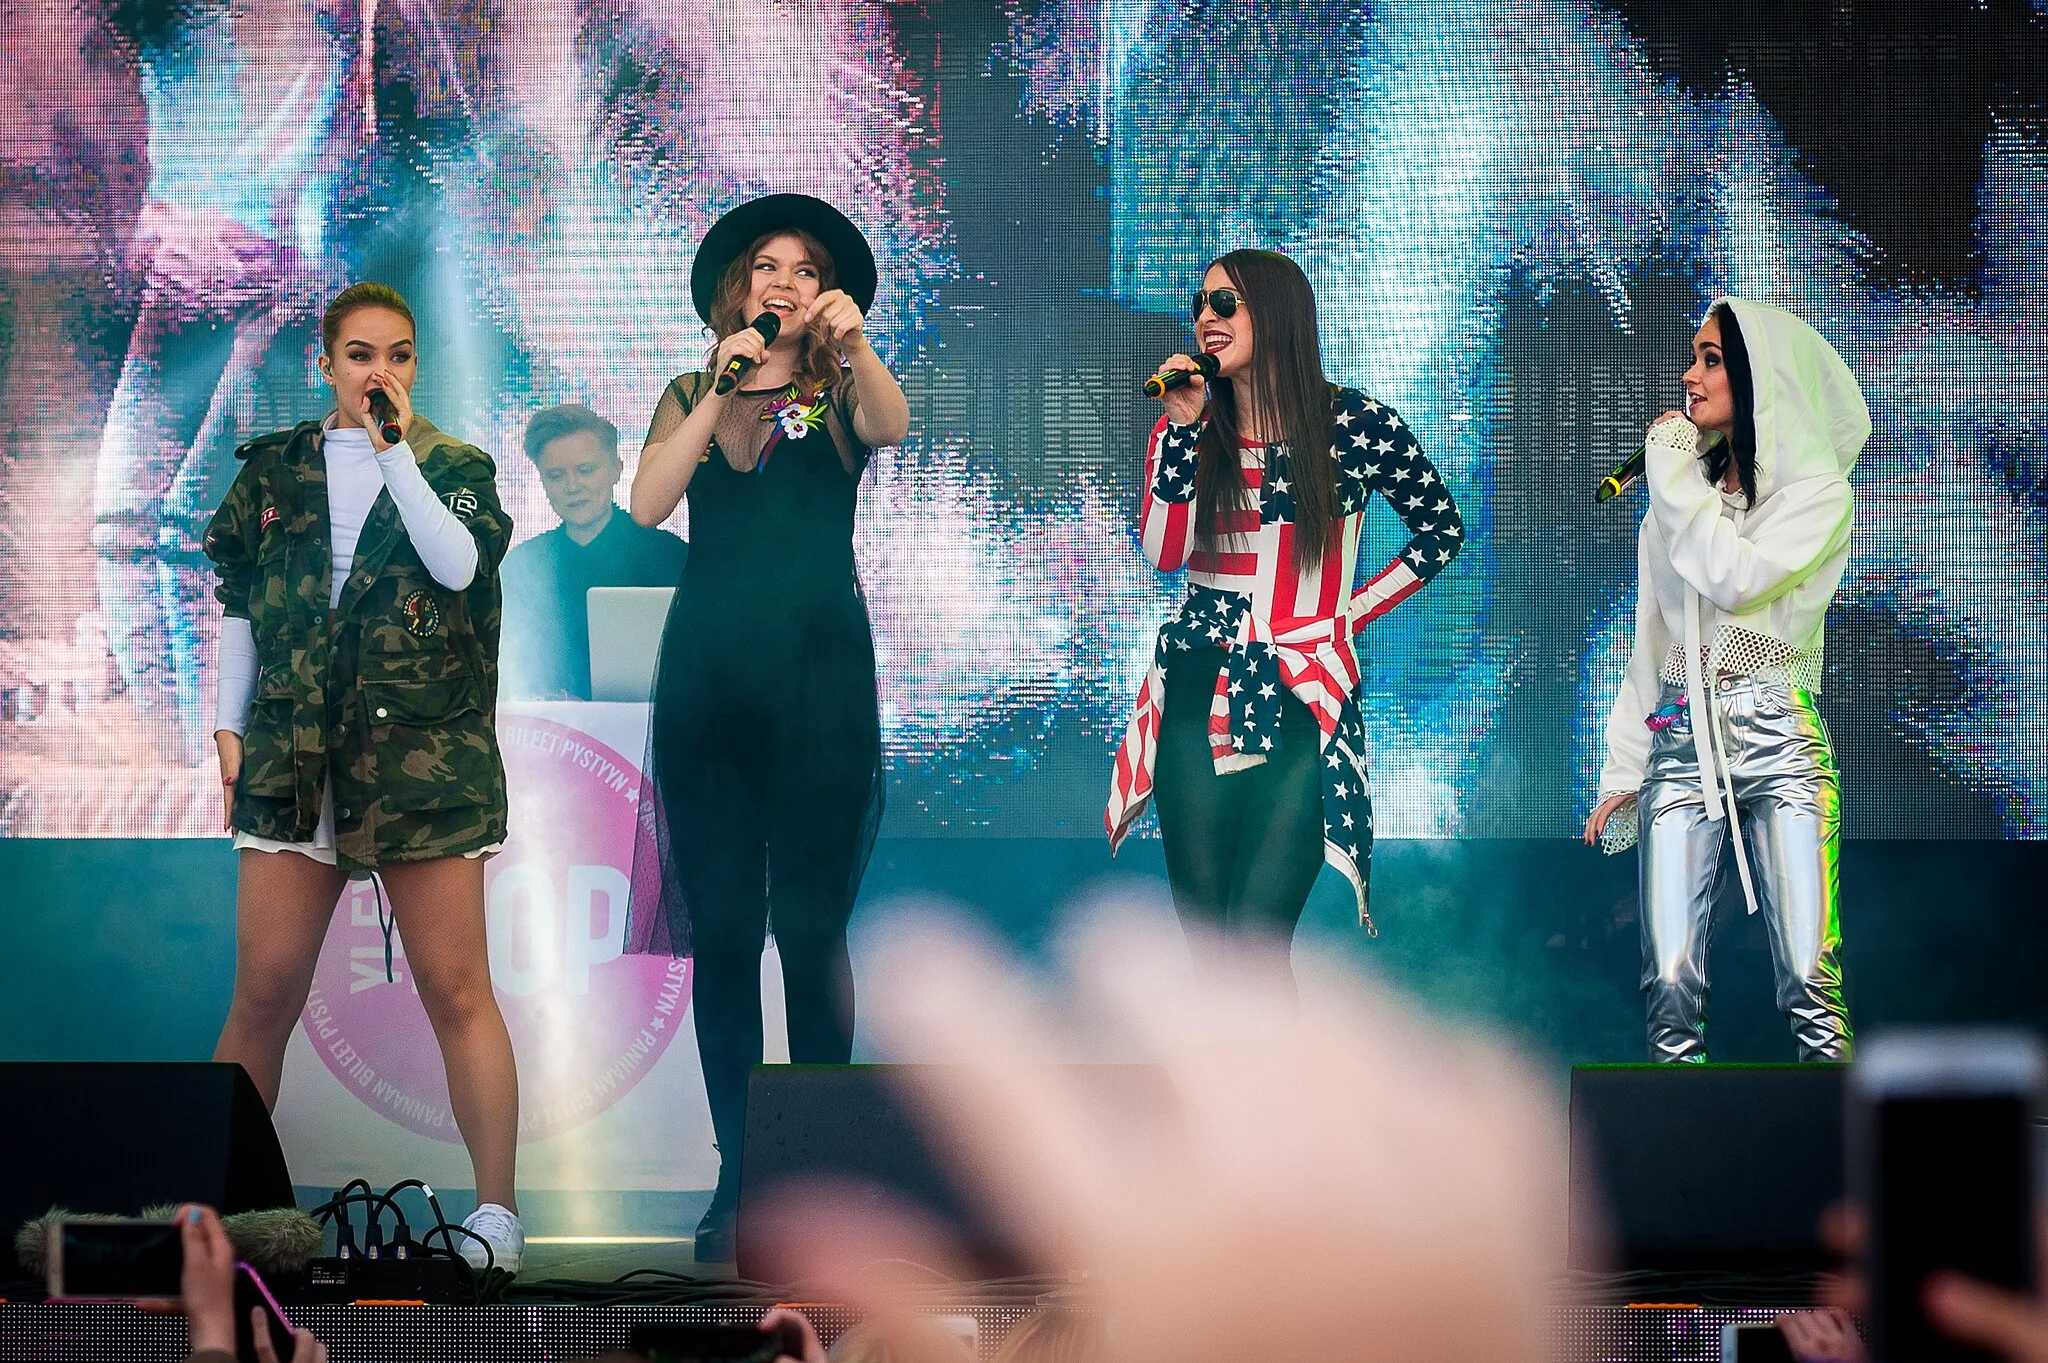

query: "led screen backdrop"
left=1, top=0, right=2043, bottom=840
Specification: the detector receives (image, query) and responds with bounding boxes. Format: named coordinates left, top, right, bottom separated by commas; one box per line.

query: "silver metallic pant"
left=1638, top=677, right=1850, bottom=1062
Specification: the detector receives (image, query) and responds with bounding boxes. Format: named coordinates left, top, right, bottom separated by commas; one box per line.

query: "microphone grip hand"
left=713, top=355, right=753, bottom=396
left=1595, top=418, right=1721, bottom=503
left=711, top=313, right=780, bottom=397
left=1146, top=352, right=1216, bottom=426
left=364, top=385, right=405, bottom=447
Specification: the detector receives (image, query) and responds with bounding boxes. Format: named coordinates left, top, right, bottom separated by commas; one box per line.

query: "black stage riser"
left=1570, top=1063, right=1844, bottom=1274
left=0, top=1063, right=295, bottom=1277
left=737, top=1063, right=1169, bottom=1281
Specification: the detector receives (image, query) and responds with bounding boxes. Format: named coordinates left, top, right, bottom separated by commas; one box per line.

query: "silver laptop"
left=586, top=586, right=675, bottom=701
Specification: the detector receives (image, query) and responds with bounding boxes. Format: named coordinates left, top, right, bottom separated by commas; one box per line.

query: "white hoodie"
left=1598, top=298, right=1871, bottom=800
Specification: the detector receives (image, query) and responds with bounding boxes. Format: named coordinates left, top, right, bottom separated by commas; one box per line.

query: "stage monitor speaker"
left=1568, top=1063, right=1844, bottom=1274
left=736, top=1063, right=1166, bottom=1282
left=0, top=1062, right=295, bottom=1277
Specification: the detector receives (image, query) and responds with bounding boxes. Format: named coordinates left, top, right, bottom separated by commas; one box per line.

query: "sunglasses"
left=1189, top=287, right=1243, bottom=320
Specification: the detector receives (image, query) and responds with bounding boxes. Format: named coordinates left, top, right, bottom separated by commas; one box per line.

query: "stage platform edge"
left=0, top=1301, right=1819, bottom=1362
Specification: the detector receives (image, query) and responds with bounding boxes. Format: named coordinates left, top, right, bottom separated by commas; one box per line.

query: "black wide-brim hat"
left=690, top=193, right=878, bottom=326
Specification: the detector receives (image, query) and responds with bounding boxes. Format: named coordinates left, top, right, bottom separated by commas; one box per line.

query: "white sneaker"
left=459, top=1202, right=524, bottom=1275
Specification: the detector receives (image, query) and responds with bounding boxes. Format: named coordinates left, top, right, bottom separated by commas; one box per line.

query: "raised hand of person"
left=360, top=366, right=413, bottom=451
left=1776, top=1306, right=1867, bottom=1362
left=711, top=326, right=773, bottom=391
left=805, top=288, right=869, bottom=351
left=839, top=906, right=1566, bottom=1363
left=1154, top=353, right=1207, bottom=427
left=1819, top=1206, right=2048, bottom=1363
left=252, top=1306, right=329, bottom=1363
left=1923, top=1271, right=2048, bottom=1363
left=760, top=1305, right=828, bottom=1363
left=176, top=1205, right=238, bottom=1357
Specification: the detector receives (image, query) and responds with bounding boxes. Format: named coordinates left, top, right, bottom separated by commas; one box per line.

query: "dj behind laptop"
left=499, top=404, right=688, bottom=700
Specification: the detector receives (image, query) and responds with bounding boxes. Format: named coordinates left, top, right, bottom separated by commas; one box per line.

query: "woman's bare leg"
left=380, top=856, right=520, bottom=1210
left=212, top=849, right=348, bottom=1107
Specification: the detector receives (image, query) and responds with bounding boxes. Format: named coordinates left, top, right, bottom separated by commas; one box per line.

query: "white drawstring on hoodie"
left=1682, top=585, right=1762, bottom=913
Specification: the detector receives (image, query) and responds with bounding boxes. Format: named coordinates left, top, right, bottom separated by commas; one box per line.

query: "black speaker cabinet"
left=736, top=1063, right=1166, bottom=1282
left=1569, top=1062, right=1845, bottom=1273
left=0, top=1062, right=295, bottom=1277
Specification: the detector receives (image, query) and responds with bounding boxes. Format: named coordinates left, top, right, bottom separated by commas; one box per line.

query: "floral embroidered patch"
left=769, top=392, right=828, bottom=440
left=402, top=589, right=443, bottom=638
left=754, top=384, right=831, bottom=469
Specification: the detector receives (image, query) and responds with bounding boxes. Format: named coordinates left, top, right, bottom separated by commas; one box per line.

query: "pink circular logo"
left=302, top=713, right=689, bottom=1142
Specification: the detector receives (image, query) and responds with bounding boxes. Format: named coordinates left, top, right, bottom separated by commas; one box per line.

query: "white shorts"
left=232, top=776, right=500, bottom=867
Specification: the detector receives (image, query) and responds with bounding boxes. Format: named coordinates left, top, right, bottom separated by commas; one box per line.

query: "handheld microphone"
left=365, top=387, right=404, bottom=445
left=1595, top=427, right=1724, bottom=503
left=714, top=312, right=782, bottom=395
left=1143, top=351, right=1220, bottom=398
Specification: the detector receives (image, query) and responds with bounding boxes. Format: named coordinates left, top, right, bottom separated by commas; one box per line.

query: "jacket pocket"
left=237, top=668, right=299, bottom=798
left=362, top=571, right=461, bottom=656
left=360, top=670, right=494, bottom=812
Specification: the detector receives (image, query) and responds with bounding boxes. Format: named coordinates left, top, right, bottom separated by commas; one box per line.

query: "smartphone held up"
left=45, top=1218, right=184, bottom=1300
left=1850, top=1030, right=2044, bottom=1363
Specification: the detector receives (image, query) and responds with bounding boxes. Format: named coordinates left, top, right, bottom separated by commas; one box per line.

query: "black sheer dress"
left=628, top=370, right=883, bottom=1234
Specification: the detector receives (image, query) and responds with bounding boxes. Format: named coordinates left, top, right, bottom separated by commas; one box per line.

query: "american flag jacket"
left=1106, top=386, right=1465, bottom=929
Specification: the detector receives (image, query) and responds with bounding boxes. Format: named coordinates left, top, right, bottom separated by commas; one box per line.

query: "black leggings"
left=657, top=649, right=876, bottom=1193
left=688, top=818, right=857, bottom=1192
left=1152, top=648, right=1326, bottom=940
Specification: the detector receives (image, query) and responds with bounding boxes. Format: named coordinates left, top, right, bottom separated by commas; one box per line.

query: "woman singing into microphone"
left=1583, top=298, right=1866, bottom=1063
left=1107, top=249, right=1465, bottom=955
left=628, top=195, right=908, bottom=1261
left=204, top=282, right=525, bottom=1270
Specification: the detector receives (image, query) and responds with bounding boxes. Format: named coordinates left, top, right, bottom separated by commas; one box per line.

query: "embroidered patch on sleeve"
left=442, top=488, right=479, bottom=519
left=401, top=589, right=444, bottom=637
left=259, top=505, right=280, bottom=531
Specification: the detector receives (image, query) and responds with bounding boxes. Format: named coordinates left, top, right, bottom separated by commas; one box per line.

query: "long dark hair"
left=1706, top=301, right=1758, bottom=505
left=1194, top=250, right=1337, bottom=572
left=706, top=228, right=847, bottom=398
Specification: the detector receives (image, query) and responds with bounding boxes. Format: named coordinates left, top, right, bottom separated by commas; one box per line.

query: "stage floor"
left=0, top=1301, right=1817, bottom=1362
left=520, top=1235, right=707, bottom=1283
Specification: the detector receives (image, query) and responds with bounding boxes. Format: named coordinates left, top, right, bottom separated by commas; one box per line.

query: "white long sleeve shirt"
left=1598, top=299, right=1870, bottom=798
left=214, top=425, right=479, bottom=735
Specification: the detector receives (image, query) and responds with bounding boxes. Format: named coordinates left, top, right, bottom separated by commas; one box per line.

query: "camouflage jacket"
left=204, top=416, right=513, bottom=871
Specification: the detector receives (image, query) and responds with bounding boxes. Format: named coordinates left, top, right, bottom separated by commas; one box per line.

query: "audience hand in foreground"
left=779, top=906, right=1567, bottom=1363
left=251, top=1306, right=328, bottom=1363
left=1818, top=1207, right=2048, bottom=1363
left=1776, top=1307, right=1866, bottom=1362
left=1923, top=1263, right=2048, bottom=1363
left=176, top=1206, right=238, bottom=1356
left=760, top=1306, right=827, bottom=1363
left=172, top=1204, right=328, bottom=1363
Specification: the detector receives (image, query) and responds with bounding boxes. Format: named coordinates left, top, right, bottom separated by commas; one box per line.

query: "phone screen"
left=1722, top=1322, right=1796, bottom=1363
left=1873, top=1094, right=2034, bottom=1361
left=55, top=1220, right=184, bottom=1298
